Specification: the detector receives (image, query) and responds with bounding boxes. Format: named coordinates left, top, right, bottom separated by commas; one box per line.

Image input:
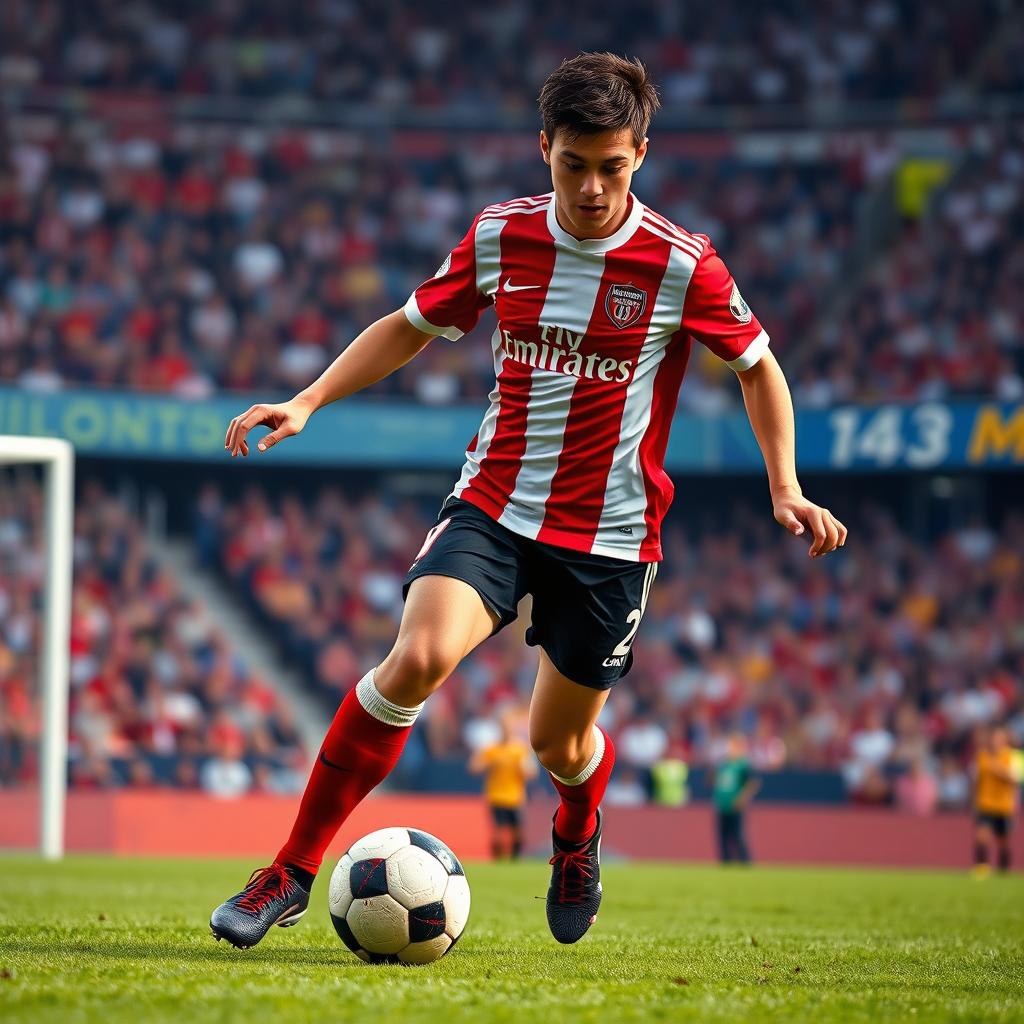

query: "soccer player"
left=469, top=709, right=537, bottom=860
left=972, top=725, right=1017, bottom=876
left=712, top=732, right=761, bottom=864
left=211, top=52, right=847, bottom=948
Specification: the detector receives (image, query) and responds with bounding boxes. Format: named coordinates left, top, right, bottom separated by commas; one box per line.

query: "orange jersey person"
left=973, top=727, right=1017, bottom=875
left=470, top=714, right=537, bottom=860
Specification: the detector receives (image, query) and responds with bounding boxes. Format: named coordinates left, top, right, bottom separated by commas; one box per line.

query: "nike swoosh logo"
left=319, top=750, right=352, bottom=773
left=502, top=279, right=540, bottom=292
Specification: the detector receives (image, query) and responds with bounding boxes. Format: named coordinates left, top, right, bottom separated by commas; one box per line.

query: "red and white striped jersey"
left=403, top=192, right=769, bottom=561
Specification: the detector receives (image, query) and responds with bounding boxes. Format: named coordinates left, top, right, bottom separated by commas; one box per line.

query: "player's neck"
left=554, top=194, right=633, bottom=241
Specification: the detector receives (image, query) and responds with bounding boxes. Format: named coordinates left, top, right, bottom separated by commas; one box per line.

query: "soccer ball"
left=328, top=827, right=470, bottom=965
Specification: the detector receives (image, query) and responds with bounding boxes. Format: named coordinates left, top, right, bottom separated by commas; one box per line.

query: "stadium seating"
left=0, top=472, right=306, bottom=793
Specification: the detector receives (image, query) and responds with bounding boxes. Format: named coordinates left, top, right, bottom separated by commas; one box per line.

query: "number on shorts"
left=413, top=519, right=451, bottom=562
left=611, top=562, right=657, bottom=656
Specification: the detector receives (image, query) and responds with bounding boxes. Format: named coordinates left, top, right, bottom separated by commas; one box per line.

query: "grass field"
left=0, top=856, right=1022, bottom=1023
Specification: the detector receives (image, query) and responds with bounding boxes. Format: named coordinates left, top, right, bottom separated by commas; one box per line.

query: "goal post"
left=0, top=436, right=74, bottom=860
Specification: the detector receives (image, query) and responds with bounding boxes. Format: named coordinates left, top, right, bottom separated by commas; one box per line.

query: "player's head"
left=988, top=725, right=1008, bottom=751
left=538, top=52, right=659, bottom=241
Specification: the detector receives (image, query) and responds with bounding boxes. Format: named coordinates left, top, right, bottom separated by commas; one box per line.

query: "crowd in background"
left=0, top=472, right=306, bottom=795
left=0, top=0, right=1007, bottom=111
left=3, top=117, right=1022, bottom=409
left=2, top=3, right=1023, bottom=409
left=196, top=481, right=1024, bottom=813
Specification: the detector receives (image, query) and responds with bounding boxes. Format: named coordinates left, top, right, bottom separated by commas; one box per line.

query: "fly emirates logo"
left=499, top=324, right=635, bottom=382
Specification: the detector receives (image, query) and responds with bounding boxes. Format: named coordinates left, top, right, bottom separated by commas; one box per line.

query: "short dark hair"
left=538, top=52, right=660, bottom=148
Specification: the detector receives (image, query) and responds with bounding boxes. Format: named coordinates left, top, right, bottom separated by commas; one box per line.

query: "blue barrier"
left=0, top=386, right=1020, bottom=473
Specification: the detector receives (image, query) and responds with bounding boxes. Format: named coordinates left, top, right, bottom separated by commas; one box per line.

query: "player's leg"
left=994, top=818, right=1012, bottom=873
left=717, top=811, right=732, bottom=863
left=209, top=576, right=497, bottom=948
left=530, top=650, right=613, bottom=844
left=274, top=575, right=498, bottom=875
left=527, top=549, right=655, bottom=944
left=972, top=818, right=993, bottom=877
left=530, top=650, right=613, bottom=944
left=509, top=806, right=524, bottom=859
left=210, top=499, right=524, bottom=948
left=734, top=812, right=752, bottom=864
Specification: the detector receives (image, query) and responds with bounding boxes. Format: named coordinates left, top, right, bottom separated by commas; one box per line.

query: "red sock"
left=550, top=726, right=615, bottom=845
left=277, top=682, right=414, bottom=874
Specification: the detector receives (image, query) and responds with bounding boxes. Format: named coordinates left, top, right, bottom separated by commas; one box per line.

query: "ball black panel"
left=330, top=912, right=362, bottom=954
left=364, top=951, right=402, bottom=965
left=350, top=857, right=389, bottom=898
left=408, top=830, right=464, bottom=876
left=407, top=901, right=447, bottom=943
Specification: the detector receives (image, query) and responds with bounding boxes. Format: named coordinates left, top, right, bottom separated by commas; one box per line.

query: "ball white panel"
left=386, top=846, right=449, bottom=910
left=327, top=853, right=354, bottom=917
left=443, top=874, right=471, bottom=938
left=346, top=893, right=409, bottom=955
left=346, top=827, right=412, bottom=862
left=398, top=934, right=452, bottom=965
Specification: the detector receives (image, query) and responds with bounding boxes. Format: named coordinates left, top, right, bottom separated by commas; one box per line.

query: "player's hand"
left=772, top=487, right=847, bottom=558
left=224, top=396, right=315, bottom=457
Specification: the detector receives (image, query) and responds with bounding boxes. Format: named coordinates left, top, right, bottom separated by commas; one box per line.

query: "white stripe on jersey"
left=727, top=328, right=770, bottom=371
left=478, top=204, right=549, bottom=225
left=495, top=245, right=607, bottom=540
left=482, top=196, right=550, bottom=217
left=403, top=292, right=465, bottom=341
left=592, top=244, right=698, bottom=559
left=451, top=334, right=506, bottom=498
left=639, top=216, right=703, bottom=261
left=474, top=217, right=505, bottom=299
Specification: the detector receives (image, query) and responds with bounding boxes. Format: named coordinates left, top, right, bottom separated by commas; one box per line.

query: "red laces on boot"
left=237, top=864, right=294, bottom=913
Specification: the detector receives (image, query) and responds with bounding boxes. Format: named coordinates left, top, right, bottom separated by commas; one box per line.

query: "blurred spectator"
left=893, top=758, right=939, bottom=816
left=0, top=469, right=306, bottom=792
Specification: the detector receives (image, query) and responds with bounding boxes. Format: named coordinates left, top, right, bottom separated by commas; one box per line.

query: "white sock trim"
left=355, top=669, right=424, bottom=728
left=550, top=725, right=605, bottom=786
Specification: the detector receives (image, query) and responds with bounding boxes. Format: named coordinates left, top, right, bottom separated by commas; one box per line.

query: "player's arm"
left=681, top=241, right=847, bottom=558
left=734, top=775, right=762, bottom=810
left=736, top=352, right=847, bottom=558
left=225, top=310, right=432, bottom=456
left=469, top=747, right=493, bottom=775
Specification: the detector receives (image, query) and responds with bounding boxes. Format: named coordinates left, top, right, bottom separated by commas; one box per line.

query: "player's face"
left=541, top=127, right=647, bottom=240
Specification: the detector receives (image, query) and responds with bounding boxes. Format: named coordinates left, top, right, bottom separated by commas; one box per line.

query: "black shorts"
left=403, top=498, right=657, bottom=690
left=490, top=805, right=522, bottom=828
left=976, top=813, right=1012, bottom=838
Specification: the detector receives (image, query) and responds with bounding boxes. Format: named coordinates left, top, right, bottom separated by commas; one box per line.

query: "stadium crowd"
left=1, top=3, right=1022, bottom=409
left=0, top=473, right=306, bottom=794
left=0, top=0, right=1006, bottom=111
left=196, top=482, right=1024, bottom=812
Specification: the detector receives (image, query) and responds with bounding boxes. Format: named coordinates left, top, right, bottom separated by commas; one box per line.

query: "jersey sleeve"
left=403, top=215, right=492, bottom=342
left=681, top=239, right=769, bottom=371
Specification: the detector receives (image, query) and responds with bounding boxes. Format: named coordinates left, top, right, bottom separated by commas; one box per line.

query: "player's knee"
left=530, top=727, right=589, bottom=779
left=379, top=635, right=460, bottom=704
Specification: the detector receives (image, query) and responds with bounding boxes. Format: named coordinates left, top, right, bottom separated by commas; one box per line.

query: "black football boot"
left=546, top=808, right=603, bottom=944
left=210, top=864, right=310, bottom=949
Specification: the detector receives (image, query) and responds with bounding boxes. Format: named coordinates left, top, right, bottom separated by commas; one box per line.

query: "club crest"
left=605, top=283, right=647, bottom=330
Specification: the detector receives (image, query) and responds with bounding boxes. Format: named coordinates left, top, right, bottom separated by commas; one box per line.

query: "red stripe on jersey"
left=535, top=231, right=673, bottom=550
left=459, top=358, right=534, bottom=522
left=638, top=334, right=694, bottom=560
left=459, top=210, right=559, bottom=519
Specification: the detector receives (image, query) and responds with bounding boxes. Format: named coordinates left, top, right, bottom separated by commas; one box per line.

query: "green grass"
left=0, top=857, right=1022, bottom=1023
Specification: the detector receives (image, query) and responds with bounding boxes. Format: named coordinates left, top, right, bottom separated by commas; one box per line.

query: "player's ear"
left=633, top=137, right=649, bottom=171
left=540, top=130, right=552, bottom=165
